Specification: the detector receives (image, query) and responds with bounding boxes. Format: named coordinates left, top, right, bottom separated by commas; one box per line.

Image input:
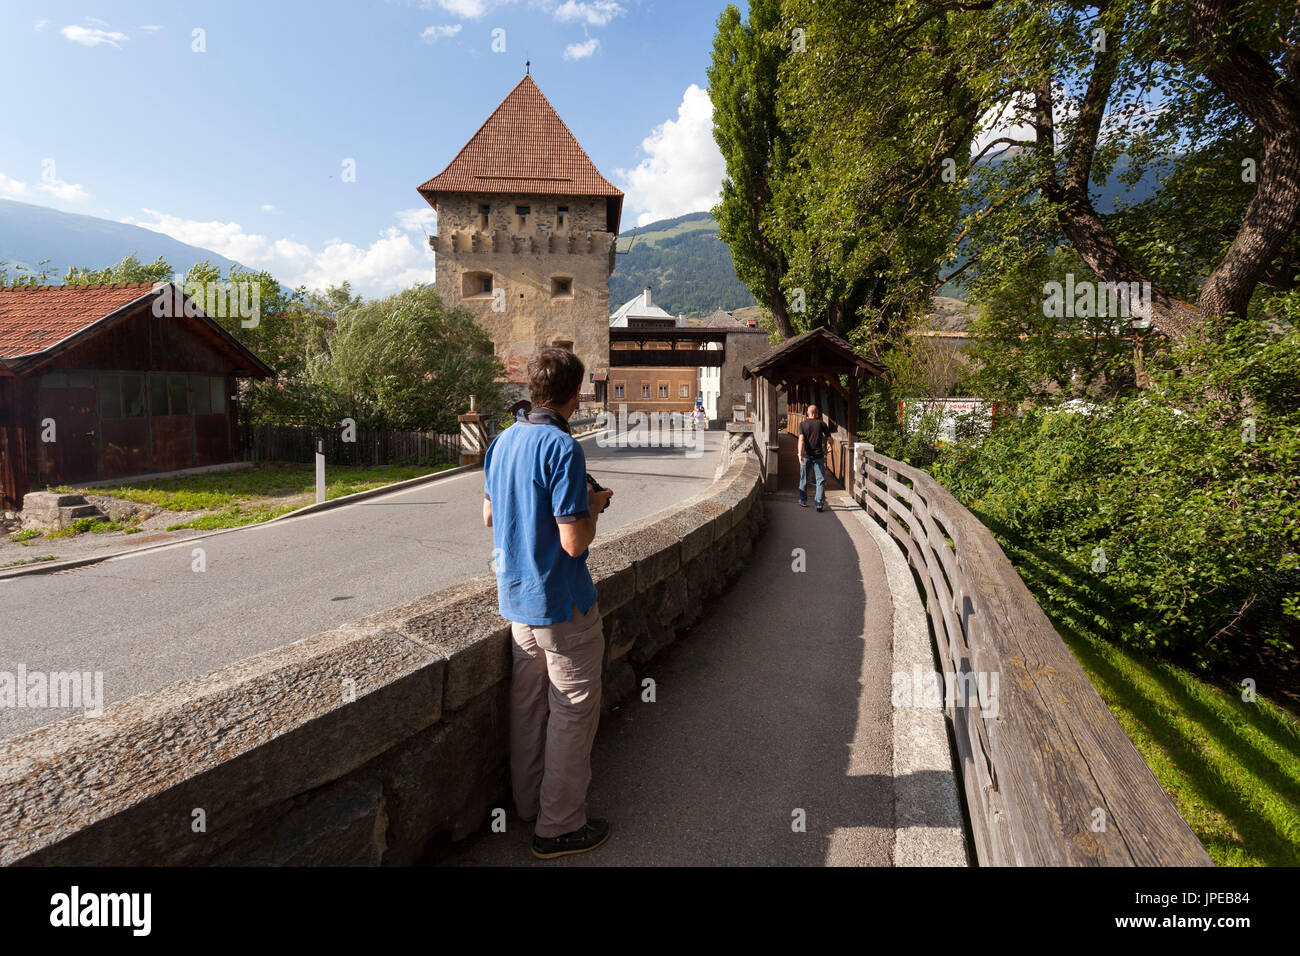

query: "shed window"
left=680, top=384, right=689, bottom=398
left=122, top=375, right=146, bottom=417
left=641, top=383, right=650, bottom=398
left=99, top=376, right=122, bottom=419
left=658, top=382, right=670, bottom=399
left=169, top=375, right=189, bottom=415
left=613, top=382, right=625, bottom=399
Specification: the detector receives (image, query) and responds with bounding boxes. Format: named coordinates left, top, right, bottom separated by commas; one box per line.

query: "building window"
left=516, top=204, right=530, bottom=228
left=479, top=203, right=490, bottom=229
left=658, top=382, right=669, bottom=399
left=614, top=382, right=625, bottom=399
left=463, top=271, right=493, bottom=298
left=150, top=373, right=190, bottom=416
left=557, top=205, right=568, bottom=228
left=680, top=384, right=689, bottom=399
left=551, top=276, right=573, bottom=298
left=641, top=383, right=650, bottom=398
left=552, top=338, right=573, bottom=351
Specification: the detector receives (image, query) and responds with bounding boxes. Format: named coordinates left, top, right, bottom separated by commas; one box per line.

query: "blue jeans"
left=799, top=454, right=826, bottom=506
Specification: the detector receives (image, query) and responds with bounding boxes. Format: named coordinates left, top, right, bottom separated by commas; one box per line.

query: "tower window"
left=557, top=205, right=568, bottom=228
left=463, top=271, right=494, bottom=298
left=479, top=203, right=490, bottom=229
left=551, top=276, right=573, bottom=298
left=516, top=204, right=530, bottom=228
left=552, top=338, right=573, bottom=351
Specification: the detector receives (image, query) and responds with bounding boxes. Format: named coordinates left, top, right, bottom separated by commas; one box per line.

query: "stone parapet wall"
left=0, top=441, right=765, bottom=866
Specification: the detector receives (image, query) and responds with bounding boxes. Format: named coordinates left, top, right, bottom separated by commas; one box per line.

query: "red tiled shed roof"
left=0, top=283, right=155, bottom=358
left=417, top=75, right=623, bottom=205
left=0, top=282, right=273, bottom=378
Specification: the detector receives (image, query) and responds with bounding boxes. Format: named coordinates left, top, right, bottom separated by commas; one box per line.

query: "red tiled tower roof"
left=417, top=74, right=623, bottom=218
left=0, top=283, right=156, bottom=358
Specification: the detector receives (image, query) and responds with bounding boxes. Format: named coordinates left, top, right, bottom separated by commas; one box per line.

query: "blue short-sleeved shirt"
left=483, top=421, right=598, bottom=626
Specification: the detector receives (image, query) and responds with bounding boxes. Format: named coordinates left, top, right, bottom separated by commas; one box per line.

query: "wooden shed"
left=0, top=283, right=272, bottom=510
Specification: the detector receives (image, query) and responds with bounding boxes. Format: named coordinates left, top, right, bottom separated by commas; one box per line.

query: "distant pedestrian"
left=798, top=404, right=833, bottom=512
left=693, top=404, right=705, bottom=431
left=483, top=346, right=614, bottom=860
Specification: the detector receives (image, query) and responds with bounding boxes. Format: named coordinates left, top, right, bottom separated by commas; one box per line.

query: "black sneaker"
left=799, top=499, right=808, bottom=507
left=816, top=503, right=824, bottom=512
left=532, top=819, right=612, bottom=859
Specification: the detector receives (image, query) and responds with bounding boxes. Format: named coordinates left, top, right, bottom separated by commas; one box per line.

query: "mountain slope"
left=612, top=211, right=756, bottom=317
left=0, top=199, right=247, bottom=278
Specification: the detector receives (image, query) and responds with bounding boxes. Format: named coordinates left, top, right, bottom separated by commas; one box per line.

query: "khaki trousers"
left=509, top=601, right=605, bottom=838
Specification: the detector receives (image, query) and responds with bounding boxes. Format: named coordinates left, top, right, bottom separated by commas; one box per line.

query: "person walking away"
left=482, top=347, right=615, bottom=859
left=797, top=404, right=833, bottom=512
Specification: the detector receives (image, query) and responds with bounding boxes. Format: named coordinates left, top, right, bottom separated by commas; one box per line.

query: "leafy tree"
left=709, top=0, right=797, bottom=337
left=0, top=259, right=57, bottom=286
left=325, top=285, right=504, bottom=432
left=64, top=253, right=174, bottom=285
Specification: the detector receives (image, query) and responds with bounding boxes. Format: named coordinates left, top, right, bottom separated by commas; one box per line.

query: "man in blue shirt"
left=483, top=346, right=613, bottom=859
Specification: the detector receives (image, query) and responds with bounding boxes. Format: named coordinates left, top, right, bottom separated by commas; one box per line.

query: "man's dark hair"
left=527, top=346, right=585, bottom=407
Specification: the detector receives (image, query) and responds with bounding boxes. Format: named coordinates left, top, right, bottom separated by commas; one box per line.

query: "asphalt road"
left=0, top=428, right=724, bottom=740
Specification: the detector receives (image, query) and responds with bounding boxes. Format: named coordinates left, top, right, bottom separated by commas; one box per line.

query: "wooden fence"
left=853, top=444, right=1214, bottom=866
left=244, top=425, right=461, bottom=467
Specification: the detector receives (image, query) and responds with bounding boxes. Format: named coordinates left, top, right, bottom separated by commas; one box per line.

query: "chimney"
left=643, top=286, right=652, bottom=308
left=676, top=312, right=685, bottom=327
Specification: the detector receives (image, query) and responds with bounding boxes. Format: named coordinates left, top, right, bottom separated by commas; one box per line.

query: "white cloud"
left=34, top=20, right=49, bottom=31
left=563, top=37, right=599, bottom=61
left=427, top=0, right=488, bottom=18
left=396, top=207, right=437, bottom=232
left=38, top=178, right=91, bottom=203
left=140, top=24, right=164, bottom=32
left=0, top=172, right=31, bottom=198
left=61, top=24, right=129, bottom=48
left=617, top=84, right=725, bottom=228
left=552, top=1, right=624, bottom=27
left=421, top=23, right=463, bottom=42
left=121, top=209, right=436, bottom=297
left=261, top=204, right=279, bottom=213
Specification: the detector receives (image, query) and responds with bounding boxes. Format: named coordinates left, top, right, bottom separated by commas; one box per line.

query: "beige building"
left=608, top=287, right=698, bottom=415
left=701, top=307, right=776, bottom=421
left=417, top=73, right=623, bottom=403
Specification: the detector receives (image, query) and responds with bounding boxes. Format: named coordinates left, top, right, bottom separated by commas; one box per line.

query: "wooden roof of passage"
left=743, top=326, right=886, bottom=383
left=0, top=282, right=273, bottom=378
left=417, top=74, right=623, bottom=229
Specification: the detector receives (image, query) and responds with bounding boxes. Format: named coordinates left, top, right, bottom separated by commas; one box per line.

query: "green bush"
left=932, top=311, right=1299, bottom=672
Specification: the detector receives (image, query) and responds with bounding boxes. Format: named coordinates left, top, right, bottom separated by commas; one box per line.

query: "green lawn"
left=56, top=460, right=456, bottom=532
left=987, top=522, right=1300, bottom=866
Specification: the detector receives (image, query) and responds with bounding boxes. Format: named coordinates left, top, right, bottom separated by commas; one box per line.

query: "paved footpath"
left=446, top=489, right=896, bottom=866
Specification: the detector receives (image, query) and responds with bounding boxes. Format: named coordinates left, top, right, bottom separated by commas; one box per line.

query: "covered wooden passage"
left=742, top=327, right=885, bottom=495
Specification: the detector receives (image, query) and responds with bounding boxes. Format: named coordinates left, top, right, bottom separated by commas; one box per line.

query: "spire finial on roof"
left=525, top=60, right=530, bottom=75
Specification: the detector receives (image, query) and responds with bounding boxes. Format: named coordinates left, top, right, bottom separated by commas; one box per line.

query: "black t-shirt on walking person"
left=799, top=417, right=832, bottom=458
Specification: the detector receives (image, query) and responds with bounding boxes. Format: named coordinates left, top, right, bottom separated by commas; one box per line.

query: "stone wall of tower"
left=431, top=194, right=614, bottom=396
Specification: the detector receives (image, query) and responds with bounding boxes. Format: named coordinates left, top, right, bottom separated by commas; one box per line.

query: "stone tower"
left=417, top=74, right=623, bottom=402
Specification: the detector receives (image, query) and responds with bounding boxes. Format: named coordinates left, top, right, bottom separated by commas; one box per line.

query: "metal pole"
left=315, top=437, right=325, bottom=504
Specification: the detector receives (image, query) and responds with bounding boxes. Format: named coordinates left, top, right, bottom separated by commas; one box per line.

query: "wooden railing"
left=853, top=444, right=1213, bottom=866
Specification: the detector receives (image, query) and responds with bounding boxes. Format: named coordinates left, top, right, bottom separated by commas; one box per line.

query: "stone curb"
left=849, top=506, right=970, bottom=866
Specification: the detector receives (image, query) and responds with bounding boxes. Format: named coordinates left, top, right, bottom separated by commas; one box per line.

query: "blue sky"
left=0, top=0, right=735, bottom=294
